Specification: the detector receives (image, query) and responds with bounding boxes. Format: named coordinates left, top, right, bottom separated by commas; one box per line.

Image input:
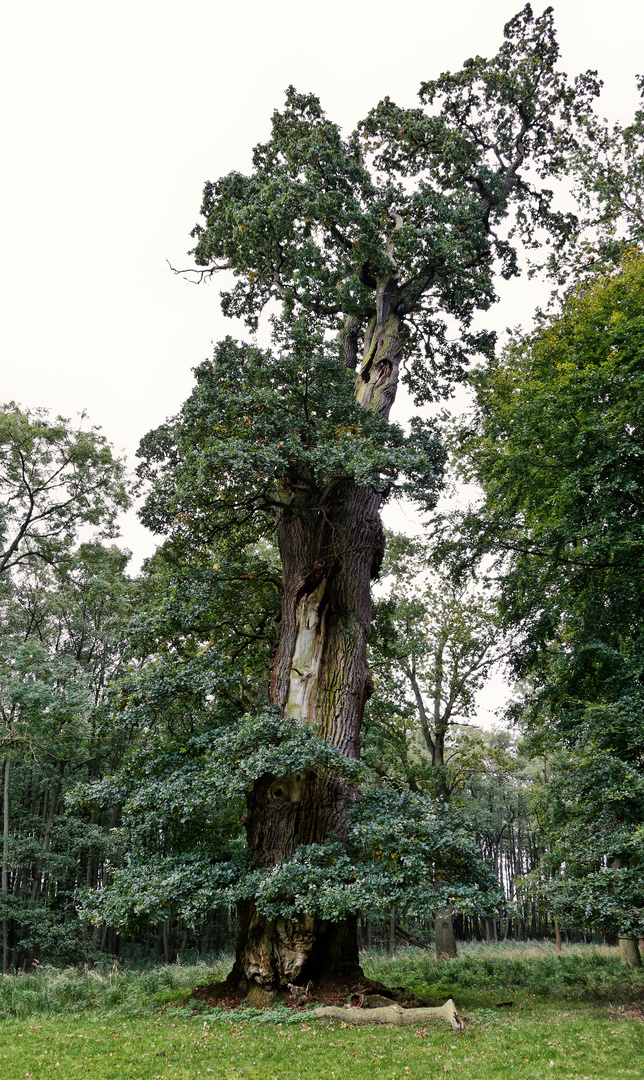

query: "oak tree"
left=137, top=6, right=597, bottom=992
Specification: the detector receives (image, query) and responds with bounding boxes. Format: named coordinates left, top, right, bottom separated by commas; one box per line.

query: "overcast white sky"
left=2, top=0, right=642, bottom=720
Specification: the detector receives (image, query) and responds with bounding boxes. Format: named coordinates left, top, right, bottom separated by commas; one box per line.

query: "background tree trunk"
left=618, top=936, right=642, bottom=967
left=555, top=917, right=562, bottom=953
left=435, top=911, right=458, bottom=960
left=389, top=909, right=397, bottom=956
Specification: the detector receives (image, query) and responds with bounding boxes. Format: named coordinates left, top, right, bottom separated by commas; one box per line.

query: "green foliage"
left=451, top=251, right=644, bottom=937
left=366, top=533, right=505, bottom=799
left=0, top=404, right=135, bottom=967
left=0, top=543, right=136, bottom=965
left=455, top=250, right=644, bottom=646
left=76, top=706, right=498, bottom=928
left=363, top=943, right=644, bottom=1006
left=240, top=788, right=500, bottom=923
left=190, top=6, right=598, bottom=401
left=521, top=745, right=644, bottom=936
left=138, top=331, right=445, bottom=546
left=0, top=959, right=230, bottom=1019
left=0, top=403, right=130, bottom=577
left=555, top=77, right=644, bottom=279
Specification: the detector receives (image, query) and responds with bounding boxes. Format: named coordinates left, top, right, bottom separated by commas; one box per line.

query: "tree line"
left=2, top=5, right=643, bottom=979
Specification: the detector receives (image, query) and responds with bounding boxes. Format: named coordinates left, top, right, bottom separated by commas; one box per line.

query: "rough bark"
left=230, top=276, right=404, bottom=992
left=230, top=484, right=381, bottom=990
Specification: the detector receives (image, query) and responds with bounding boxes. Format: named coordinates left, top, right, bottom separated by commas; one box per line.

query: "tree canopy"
left=0, top=404, right=129, bottom=578
left=452, top=250, right=644, bottom=940
left=5, top=5, right=641, bottom=978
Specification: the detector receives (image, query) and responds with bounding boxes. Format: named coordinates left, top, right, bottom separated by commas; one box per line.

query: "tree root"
left=314, top=997, right=463, bottom=1030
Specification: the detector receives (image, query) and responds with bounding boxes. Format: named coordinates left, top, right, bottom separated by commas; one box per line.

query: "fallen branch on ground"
left=314, top=998, right=463, bottom=1030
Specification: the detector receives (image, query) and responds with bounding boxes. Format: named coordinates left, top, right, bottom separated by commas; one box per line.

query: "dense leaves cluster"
left=138, top=331, right=446, bottom=543
left=189, top=6, right=597, bottom=402
left=0, top=403, right=129, bottom=577
left=452, top=251, right=644, bottom=938
left=78, top=708, right=498, bottom=929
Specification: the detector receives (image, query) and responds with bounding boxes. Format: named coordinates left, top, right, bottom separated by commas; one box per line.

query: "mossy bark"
left=618, top=935, right=642, bottom=967
left=229, top=483, right=382, bottom=991
left=229, top=276, right=404, bottom=993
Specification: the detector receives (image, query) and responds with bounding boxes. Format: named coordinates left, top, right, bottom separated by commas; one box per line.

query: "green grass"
left=1, top=1006, right=644, bottom=1080
left=1, top=946, right=643, bottom=1079
left=0, top=958, right=231, bottom=1020
left=364, top=941, right=644, bottom=1008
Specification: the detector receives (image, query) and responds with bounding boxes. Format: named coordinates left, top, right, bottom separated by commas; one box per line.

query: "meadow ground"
left=1, top=943, right=643, bottom=1079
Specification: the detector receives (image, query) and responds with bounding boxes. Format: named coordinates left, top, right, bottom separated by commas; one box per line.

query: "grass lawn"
left=1, top=945, right=643, bottom=1079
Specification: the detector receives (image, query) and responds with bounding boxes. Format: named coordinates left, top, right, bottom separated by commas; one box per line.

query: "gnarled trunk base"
left=224, top=900, right=362, bottom=995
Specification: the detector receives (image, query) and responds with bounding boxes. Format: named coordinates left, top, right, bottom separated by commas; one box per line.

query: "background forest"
left=1, top=5, right=644, bottom=982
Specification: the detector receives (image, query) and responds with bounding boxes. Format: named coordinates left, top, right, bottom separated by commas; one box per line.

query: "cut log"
left=314, top=998, right=463, bottom=1030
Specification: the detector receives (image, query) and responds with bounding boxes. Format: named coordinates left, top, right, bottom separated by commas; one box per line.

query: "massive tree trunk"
left=229, top=278, right=404, bottom=993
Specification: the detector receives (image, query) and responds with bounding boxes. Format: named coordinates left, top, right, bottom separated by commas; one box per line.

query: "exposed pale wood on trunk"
left=233, top=273, right=404, bottom=991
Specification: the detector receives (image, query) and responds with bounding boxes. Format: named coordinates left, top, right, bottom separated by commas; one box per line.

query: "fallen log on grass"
left=314, top=998, right=463, bottom=1030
